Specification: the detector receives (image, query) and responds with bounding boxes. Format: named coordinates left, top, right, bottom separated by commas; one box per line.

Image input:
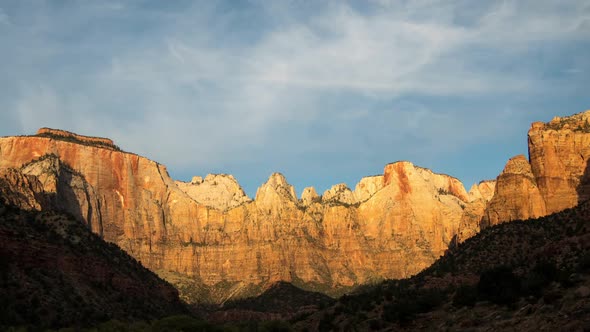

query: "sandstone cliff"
left=482, top=155, right=547, bottom=227
left=0, top=129, right=471, bottom=303
left=322, top=183, right=356, bottom=205
left=528, top=111, right=590, bottom=213
left=300, top=187, right=319, bottom=206
left=353, top=175, right=384, bottom=203
left=4, top=111, right=589, bottom=304
left=175, top=173, right=251, bottom=211
left=481, top=110, right=590, bottom=228
left=456, top=180, right=496, bottom=243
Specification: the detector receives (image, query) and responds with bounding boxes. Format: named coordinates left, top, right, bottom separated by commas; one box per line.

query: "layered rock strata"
left=528, top=112, right=590, bottom=213
left=0, top=133, right=471, bottom=303
left=482, top=155, right=547, bottom=227
left=3, top=110, right=589, bottom=303
left=482, top=110, right=590, bottom=227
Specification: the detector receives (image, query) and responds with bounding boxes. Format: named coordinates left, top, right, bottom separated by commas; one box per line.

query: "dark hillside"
left=299, top=201, right=590, bottom=331
left=0, top=200, right=187, bottom=330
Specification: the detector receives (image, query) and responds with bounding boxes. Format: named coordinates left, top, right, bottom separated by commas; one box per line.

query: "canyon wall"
left=0, top=129, right=472, bottom=302
left=2, top=110, right=590, bottom=303
left=483, top=110, right=590, bottom=226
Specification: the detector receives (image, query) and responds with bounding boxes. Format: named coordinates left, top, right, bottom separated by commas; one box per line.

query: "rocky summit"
left=1, top=111, right=590, bottom=304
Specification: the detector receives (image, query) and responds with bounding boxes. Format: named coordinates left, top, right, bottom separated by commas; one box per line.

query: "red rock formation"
left=457, top=180, right=496, bottom=243
left=482, top=155, right=546, bottom=227
left=0, top=133, right=471, bottom=303
left=36, top=127, right=119, bottom=150
left=7, top=110, right=588, bottom=303
left=479, top=110, right=590, bottom=230
left=0, top=167, right=45, bottom=210
left=528, top=111, right=590, bottom=213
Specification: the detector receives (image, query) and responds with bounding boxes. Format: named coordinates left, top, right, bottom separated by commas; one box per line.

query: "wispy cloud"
left=1, top=0, right=589, bottom=194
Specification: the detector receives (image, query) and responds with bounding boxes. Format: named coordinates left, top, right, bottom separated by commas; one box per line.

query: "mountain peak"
left=255, top=172, right=297, bottom=207
left=301, top=186, right=319, bottom=206
left=322, top=183, right=355, bottom=205
left=175, top=173, right=251, bottom=211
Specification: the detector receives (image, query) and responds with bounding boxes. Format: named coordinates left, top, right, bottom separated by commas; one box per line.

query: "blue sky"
left=0, top=0, right=589, bottom=197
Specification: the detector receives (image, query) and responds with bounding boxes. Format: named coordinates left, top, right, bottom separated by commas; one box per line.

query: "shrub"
left=318, top=312, right=335, bottom=331
left=151, top=315, right=221, bottom=332
left=478, top=266, right=521, bottom=305
left=97, top=319, right=129, bottom=332
left=453, top=285, right=478, bottom=307
left=259, top=320, right=292, bottom=332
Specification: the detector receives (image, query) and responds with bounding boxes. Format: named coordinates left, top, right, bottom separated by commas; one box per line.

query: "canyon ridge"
left=1, top=111, right=589, bottom=303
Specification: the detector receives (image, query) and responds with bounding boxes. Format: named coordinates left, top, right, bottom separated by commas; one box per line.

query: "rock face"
left=0, top=132, right=472, bottom=303
left=457, top=180, right=496, bottom=243
left=480, top=110, right=590, bottom=229
left=528, top=111, right=590, bottom=213
left=322, top=183, right=355, bottom=205
left=36, top=127, right=120, bottom=150
left=0, top=167, right=45, bottom=210
left=175, top=174, right=251, bottom=211
left=468, top=180, right=496, bottom=202
left=300, top=187, right=319, bottom=206
left=359, top=161, right=468, bottom=265
left=482, top=155, right=547, bottom=227
left=353, top=175, right=384, bottom=202
left=2, top=111, right=589, bottom=304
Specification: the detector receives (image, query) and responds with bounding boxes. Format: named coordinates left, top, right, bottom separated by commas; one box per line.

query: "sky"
left=0, top=0, right=589, bottom=198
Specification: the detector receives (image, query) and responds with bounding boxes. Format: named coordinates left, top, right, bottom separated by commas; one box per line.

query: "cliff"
left=456, top=180, right=496, bottom=243
left=528, top=112, right=590, bottom=212
left=0, top=133, right=470, bottom=303
left=299, top=196, right=590, bottom=331
left=35, top=128, right=120, bottom=151
left=482, top=155, right=546, bottom=227
left=175, top=174, right=251, bottom=211
left=2, top=110, right=589, bottom=304
left=482, top=110, right=590, bottom=227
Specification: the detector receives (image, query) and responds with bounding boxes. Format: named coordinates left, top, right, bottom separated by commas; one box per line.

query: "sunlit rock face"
left=353, top=175, right=384, bottom=203
left=0, top=129, right=474, bottom=303
left=456, top=180, right=496, bottom=243
left=175, top=173, right=251, bottom=211
left=478, top=110, right=590, bottom=230
left=482, top=155, right=547, bottom=227
left=300, top=186, right=319, bottom=206
left=528, top=111, right=590, bottom=213
left=322, top=183, right=355, bottom=205
left=3, top=110, right=589, bottom=303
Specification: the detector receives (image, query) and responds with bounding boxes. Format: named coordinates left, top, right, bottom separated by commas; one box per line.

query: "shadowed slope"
left=300, top=200, right=590, bottom=331
left=0, top=200, right=186, bottom=329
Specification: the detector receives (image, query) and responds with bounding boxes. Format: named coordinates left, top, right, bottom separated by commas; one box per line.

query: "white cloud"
left=3, top=0, right=590, bottom=191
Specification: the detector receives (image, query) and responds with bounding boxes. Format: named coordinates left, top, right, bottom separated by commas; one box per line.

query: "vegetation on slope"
left=296, top=201, right=590, bottom=331
left=0, top=201, right=187, bottom=330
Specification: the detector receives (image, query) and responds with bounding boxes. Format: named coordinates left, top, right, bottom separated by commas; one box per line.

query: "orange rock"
left=175, top=173, right=251, bottom=210
left=11, top=109, right=590, bottom=303
left=480, top=110, right=590, bottom=229
left=528, top=110, right=590, bottom=213
left=457, top=180, right=496, bottom=243
left=482, top=155, right=546, bottom=227
left=0, top=132, right=472, bottom=303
